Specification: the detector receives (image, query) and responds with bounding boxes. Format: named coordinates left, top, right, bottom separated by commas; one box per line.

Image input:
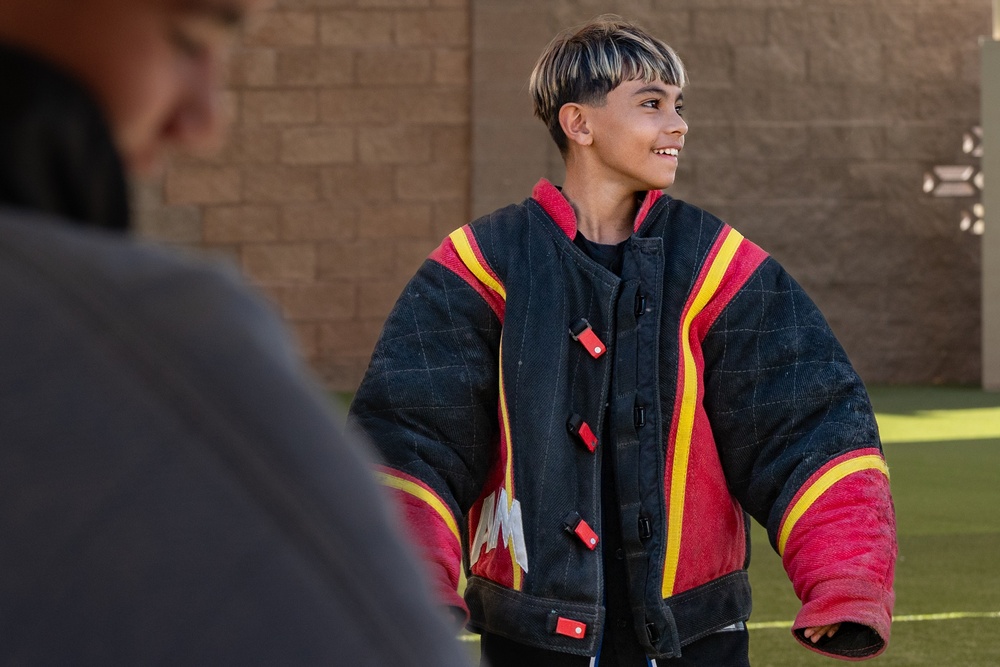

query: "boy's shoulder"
left=468, top=198, right=536, bottom=231
left=644, top=196, right=776, bottom=283
left=645, top=195, right=728, bottom=236
left=459, top=198, right=549, bottom=260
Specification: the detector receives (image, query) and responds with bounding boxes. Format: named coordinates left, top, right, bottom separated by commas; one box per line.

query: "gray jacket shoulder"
left=0, top=207, right=472, bottom=667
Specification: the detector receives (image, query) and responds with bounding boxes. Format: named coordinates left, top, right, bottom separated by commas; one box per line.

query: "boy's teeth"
left=654, top=149, right=678, bottom=156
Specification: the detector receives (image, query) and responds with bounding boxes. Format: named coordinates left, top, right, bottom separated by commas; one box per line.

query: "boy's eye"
left=675, top=104, right=684, bottom=116
left=641, top=99, right=660, bottom=109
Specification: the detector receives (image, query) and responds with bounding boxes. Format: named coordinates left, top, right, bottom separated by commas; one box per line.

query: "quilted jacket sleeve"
left=701, top=256, right=897, bottom=660
left=349, top=255, right=502, bottom=621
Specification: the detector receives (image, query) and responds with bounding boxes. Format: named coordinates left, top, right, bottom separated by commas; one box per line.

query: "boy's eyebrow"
left=633, top=83, right=673, bottom=97
left=632, top=84, right=683, bottom=104
left=632, top=83, right=684, bottom=99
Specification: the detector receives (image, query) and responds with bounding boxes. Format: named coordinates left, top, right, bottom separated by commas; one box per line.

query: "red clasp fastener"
left=563, top=511, right=599, bottom=550
left=555, top=616, right=588, bottom=639
left=569, top=318, right=606, bottom=359
left=567, top=414, right=598, bottom=453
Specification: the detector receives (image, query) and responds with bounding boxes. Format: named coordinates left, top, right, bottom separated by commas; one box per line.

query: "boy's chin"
left=637, top=170, right=677, bottom=192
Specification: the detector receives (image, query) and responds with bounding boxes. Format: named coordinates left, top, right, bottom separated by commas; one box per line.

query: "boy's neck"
left=561, top=171, right=639, bottom=245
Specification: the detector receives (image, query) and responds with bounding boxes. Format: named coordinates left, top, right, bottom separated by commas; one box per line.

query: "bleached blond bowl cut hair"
left=529, top=14, right=687, bottom=154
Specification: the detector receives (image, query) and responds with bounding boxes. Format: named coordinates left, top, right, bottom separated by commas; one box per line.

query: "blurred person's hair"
left=529, top=14, right=687, bottom=154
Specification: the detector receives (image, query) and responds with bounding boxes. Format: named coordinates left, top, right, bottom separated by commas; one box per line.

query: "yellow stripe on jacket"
left=662, top=228, right=744, bottom=598
left=777, top=455, right=890, bottom=556
left=376, top=470, right=461, bottom=543
left=449, top=228, right=506, bottom=301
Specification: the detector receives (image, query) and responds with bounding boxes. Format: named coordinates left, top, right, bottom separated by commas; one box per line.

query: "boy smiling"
left=352, top=15, right=896, bottom=666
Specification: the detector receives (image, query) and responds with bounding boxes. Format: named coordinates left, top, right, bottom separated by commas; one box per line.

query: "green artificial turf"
left=748, top=386, right=1000, bottom=666
left=748, top=617, right=1000, bottom=667
left=870, top=386, right=1000, bottom=445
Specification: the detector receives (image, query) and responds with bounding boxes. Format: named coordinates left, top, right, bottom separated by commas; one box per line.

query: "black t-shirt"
left=573, top=232, right=627, bottom=275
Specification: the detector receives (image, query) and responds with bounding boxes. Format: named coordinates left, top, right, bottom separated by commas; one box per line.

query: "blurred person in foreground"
left=0, top=1, right=471, bottom=664
left=351, top=15, right=896, bottom=666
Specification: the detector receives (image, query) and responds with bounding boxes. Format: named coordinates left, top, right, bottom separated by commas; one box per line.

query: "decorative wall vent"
left=923, top=126, right=984, bottom=234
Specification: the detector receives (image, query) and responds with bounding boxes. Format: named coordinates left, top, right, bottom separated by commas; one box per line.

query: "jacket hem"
left=465, top=576, right=603, bottom=656
left=650, top=570, right=753, bottom=658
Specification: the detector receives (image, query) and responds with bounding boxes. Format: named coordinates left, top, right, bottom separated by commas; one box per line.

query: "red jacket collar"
left=530, top=178, right=663, bottom=240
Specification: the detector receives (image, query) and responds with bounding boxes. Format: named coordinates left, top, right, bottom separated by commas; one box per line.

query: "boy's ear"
left=558, top=103, right=593, bottom=148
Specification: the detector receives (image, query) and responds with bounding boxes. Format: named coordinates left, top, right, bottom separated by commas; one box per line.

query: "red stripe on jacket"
left=429, top=229, right=506, bottom=321
left=663, top=229, right=768, bottom=595
left=375, top=466, right=467, bottom=618
left=779, top=449, right=896, bottom=657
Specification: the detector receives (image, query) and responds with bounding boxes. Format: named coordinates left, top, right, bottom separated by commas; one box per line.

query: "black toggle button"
left=638, top=516, right=652, bottom=540
left=634, top=293, right=647, bottom=318
left=646, top=622, right=660, bottom=644
left=634, top=405, right=646, bottom=428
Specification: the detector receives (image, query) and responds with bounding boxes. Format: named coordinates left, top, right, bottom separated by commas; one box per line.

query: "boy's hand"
left=802, top=624, right=841, bottom=643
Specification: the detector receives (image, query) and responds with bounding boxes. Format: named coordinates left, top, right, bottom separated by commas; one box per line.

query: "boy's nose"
left=671, top=114, right=689, bottom=136
left=164, top=61, right=227, bottom=153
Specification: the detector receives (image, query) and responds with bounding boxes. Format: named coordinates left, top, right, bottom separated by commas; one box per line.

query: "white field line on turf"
left=746, top=611, right=1000, bottom=630
left=456, top=611, right=1000, bottom=641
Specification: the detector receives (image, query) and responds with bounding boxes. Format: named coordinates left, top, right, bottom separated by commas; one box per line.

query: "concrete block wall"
left=137, top=0, right=991, bottom=388
left=472, top=0, right=991, bottom=385
left=136, top=0, right=471, bottom=391
left=677, top=0, right=989, bottom=385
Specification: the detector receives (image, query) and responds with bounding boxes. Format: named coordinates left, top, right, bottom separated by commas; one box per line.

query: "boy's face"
left=65, top=0, right=259, bottom=176
left=578, top=78, right=687, bottom=192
